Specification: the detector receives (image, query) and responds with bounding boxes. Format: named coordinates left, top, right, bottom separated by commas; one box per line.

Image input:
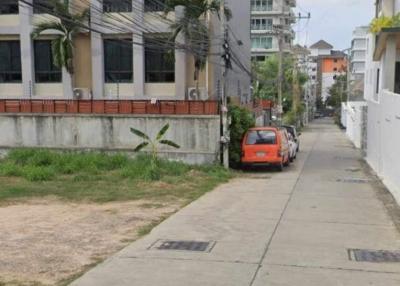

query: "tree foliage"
left=32, top=0, right=89, bottom=75
left=165, top=0, right=232, bottom=83
left=228, top=105, right=255, bottom=168
left=252, top=55, right=308, bottom=114
left=326, top=75, right=347, bottom=108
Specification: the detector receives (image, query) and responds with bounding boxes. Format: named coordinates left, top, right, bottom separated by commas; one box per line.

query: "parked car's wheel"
left=284, top=157, right=290, bottom=167
left=290, top=155, right=294, bottom=162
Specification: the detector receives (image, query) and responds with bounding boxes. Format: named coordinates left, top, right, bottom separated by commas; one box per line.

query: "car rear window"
left=246, top=130, right=277, bottom=145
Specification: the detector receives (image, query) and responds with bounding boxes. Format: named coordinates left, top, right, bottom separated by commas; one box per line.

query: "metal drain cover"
left=152, top=240, right=215, bottom=252
left=348, top=249, right=400, bottom=263
left=337, top=178, right=371, bottom=184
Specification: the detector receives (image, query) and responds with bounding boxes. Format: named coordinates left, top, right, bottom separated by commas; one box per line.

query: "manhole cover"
left=151, top=240, right=215, bottom=252
left=337, top=178, right=371, bottom=184
left=348, top=249, right=400, bottom=263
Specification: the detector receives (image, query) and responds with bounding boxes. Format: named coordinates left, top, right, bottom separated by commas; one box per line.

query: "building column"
left=133, top=0, right=145, bottom=97
left=91, top=0, right=105, bottom=98
left=19, top=0, right=34, bottom=98
left=382, top=35, right=396, bottom=92
left=174, top=6, right=187, bottom=100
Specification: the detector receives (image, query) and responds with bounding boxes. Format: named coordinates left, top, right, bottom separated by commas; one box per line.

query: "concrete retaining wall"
left=366, top=90, right=400, bottom=203
left=0, top=114, right=221, bottom=165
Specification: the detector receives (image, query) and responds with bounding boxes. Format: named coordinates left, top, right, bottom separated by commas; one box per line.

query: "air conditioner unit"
left=73, top=88, right=91, bottom=100
left=188, top=87, right=209, bottom=101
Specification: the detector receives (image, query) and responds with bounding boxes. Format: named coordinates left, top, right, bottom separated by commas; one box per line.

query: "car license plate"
left=256, top=152, right=266, bottom=157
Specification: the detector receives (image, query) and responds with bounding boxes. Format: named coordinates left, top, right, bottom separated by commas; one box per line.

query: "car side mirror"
left=298, top=132, right=302, bottom=136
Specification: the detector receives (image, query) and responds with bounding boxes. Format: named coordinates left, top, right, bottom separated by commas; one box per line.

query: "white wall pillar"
left=174, top=6, right=187, bottom=100
left=19, top=0, right=34, bottom=98
left=382, top=35, right=397, bottom=92
left=133, top=0, right=145, bottom=97
left=91, top=0, right=105, bottom=98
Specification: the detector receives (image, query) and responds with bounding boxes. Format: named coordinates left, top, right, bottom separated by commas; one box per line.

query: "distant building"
left=349, top=26, right=368, bottom=100
left=250, top=0, right=296, bottom=62
left=309, top=40, right=347, bottom=102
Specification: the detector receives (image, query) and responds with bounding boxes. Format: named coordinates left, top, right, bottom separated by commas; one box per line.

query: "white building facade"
left=250, top=0, right=296, bottom=62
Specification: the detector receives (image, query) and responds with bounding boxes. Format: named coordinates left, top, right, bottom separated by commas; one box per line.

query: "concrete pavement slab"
left=253, top=264, right=400, bottom=286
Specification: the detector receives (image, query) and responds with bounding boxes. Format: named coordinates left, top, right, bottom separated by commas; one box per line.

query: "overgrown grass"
left=0, top=149, right=231, bottom=203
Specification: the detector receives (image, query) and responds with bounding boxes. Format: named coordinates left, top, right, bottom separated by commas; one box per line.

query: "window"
left=334, top=59, right=338, bottom=63
left=103, top=0, right=132, bottom=13
left=246, top=130, right=276, bottom=145
left=145, top=36, right=175, bottom=83
left=34, top=40, right=62, bottom=83
left=104, top=39, right=133, bottom=83
left=251, top=0, right=273, bottom=11
left=0, top=0, right=18, bottom=14
left=33, top=0, right=56, bottom=14
left=251, top=36, right=272, bottom=49
left=145, top=0, right=166, bottom=12
left=251, top=18, right=272, bottom=30
left=0, top=41, right=22, bottom=83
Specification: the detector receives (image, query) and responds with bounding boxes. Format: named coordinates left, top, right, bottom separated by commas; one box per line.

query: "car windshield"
left=284, top=126, right=295, bottom=137
left=246, top=130, right=276, bottom=145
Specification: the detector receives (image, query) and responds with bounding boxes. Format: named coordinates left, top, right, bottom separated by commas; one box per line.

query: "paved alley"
left=71, top=119, right=400, bottom=286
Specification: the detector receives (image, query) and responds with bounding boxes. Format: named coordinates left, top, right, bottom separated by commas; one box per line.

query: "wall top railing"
left=0, top=100, right=219, bottom=116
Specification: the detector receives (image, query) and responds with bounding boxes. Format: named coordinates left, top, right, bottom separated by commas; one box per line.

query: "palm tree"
left=165, top=0, right=232, bottom=96
left=32, top=0, right=89, bottom=76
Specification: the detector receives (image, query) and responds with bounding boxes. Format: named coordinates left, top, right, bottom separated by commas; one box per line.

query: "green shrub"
left=228, top=105, right=255, bottom=168
left=22, top=166, right=55, bottom=182
left=0, top=162, right=23, bottom=176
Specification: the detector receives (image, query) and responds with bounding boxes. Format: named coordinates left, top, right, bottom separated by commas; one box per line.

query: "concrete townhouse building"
left=250, top=0, right=296, bottom=62
left=0, top=0, right=251, bottom=102
left=363, top=0, right=400, bottom=203
left=309, top=40, right=347, bottom=103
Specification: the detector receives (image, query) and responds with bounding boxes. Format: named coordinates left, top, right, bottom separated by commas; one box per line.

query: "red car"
left=241, top=127, right=291, bottom=171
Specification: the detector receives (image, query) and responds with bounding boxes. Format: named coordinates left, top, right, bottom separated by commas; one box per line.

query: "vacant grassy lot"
left=0, top=149, right=231, bottom=286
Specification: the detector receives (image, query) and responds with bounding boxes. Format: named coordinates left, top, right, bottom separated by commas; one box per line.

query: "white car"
left=288, top=133, right=298, bottom=162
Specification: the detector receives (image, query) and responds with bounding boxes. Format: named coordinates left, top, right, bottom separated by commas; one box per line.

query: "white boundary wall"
left=342, top=102, right=367, bottom=149
left=366, top=90, right=400, bottom=203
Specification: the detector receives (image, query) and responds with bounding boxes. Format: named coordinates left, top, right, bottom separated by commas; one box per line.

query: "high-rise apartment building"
left=250, top=0, right=296, bottom=62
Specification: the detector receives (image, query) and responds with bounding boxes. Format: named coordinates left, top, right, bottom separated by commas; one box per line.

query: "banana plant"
left=130, top=123, right=180, bottom=165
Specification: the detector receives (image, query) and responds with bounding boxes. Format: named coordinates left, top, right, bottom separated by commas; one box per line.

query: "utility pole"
left=273, top=24, right=284, bottom=126
left=220, top=0, right=229, bottom=169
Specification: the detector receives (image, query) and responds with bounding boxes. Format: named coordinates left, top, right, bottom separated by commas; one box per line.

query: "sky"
left=294, top=0, right=375, bottom=50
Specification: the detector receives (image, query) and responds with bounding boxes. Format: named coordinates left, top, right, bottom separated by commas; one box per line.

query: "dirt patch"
left=0, top=199, right=180, bottom=286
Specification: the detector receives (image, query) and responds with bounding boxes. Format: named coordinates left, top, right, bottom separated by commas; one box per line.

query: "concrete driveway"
left=71, top=119, right=400, bottom=286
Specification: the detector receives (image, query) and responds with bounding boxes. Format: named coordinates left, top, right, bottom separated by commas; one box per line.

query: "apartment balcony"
left=287, top=0, right=297, bottom=8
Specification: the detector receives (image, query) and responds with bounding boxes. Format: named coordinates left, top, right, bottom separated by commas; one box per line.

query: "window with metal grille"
left=103, top=0, right=132, bottom=13
left=0, top=41, right=22, bottom=83
left=145, top=36, right=175, bottom=83
left=145, top=0, right=167, bottom=12
left=104, top=39, right=133, bottom=83
left=33, top=0, right=56, bottom=14
left=0, top=0, right=18, bottom=14
left=34, top=40, right=62, bottom=83
left=251, top=0, right=273, bottom=12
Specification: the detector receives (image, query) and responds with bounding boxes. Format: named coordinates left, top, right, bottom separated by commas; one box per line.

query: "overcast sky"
left=294, top=0, right=375, bottom=50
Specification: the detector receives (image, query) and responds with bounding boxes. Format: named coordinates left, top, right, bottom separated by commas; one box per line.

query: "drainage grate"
left=348, top=249, right=400, bottom=263
left=152, top=240, right=215, bottom=252
left=336, top=178, right=371, bottom=184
